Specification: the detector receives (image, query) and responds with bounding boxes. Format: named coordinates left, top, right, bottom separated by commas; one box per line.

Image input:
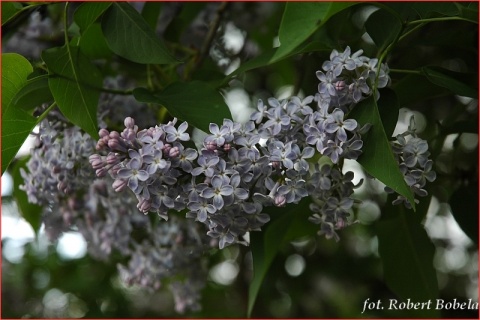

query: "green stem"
left=398, top=22, right=426, bottom=42
left=389, top=69, right=421, bottom=75
left=63, top=2, right=69, bottom=45
left=37, top=102, right=57, bottom=123
left=407, top=16, right=476, bottom=26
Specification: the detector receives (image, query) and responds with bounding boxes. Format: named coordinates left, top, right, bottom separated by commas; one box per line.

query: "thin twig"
left=194, top=2, right=230, bottom=71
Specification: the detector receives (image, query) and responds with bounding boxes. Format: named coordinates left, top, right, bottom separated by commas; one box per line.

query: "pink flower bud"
left=163, top=143, right=172, bottom=154
left=137, top=198, right=152, bottom=213
left=169, top=146, right=180, bottom=158
left=112, top=179, right=128, bottom=192
left=124, top=117, right=135, bottom=129
left=106, top=153, right=120, bottom=165
left=335, top=80, right=345, bottom=91
left=96, top=167, right=108, bottom=177
left=271, top=161, right=281, bottom=169
left=206, top=141, right=217, bottom=151
left=223, top=143, right=231, bottom=152
left=99, top=128, right=110, bottom=138
left=274, top=194, right=286, bottom=207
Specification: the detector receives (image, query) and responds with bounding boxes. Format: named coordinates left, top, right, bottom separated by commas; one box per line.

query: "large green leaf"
left=226, top=3, right=353, bottom=80
left=12, top=157, right=43, bottom=234
left=2, top=53, right=33, bottom=115
left=101, top=2, right=178, bottom=65
left=1, top=53, right=35, bottom=173
left=74, top=2, right=112, bottom=32
left=365, top=9, right=402, bottom=50
left=141, top=1, right=162, bottom=30
left=421, top=66, right=478, bottom=98
left=349, top=95, right=415, bottom=208
left=133, top=81, right=231, bottom=132
left=449, top=185, right=478, bottom=246
left=376, top=88, right=399, bottom=138
left=1, top=1, right=23, bottom=26
left=273, top=2, right=355, bottom=62
left=392, top=74, right=449, bottom=107
left=248, top=198, right=317, bottom=317
left=79, top=23, right=112, bottom=59
left=11, top=75, right=53, bottom=111
left=2, top=107, right=37, bottom=175
left=376, top=199, right=439, bottom=317
left=42, top=46, right=101, bottom=139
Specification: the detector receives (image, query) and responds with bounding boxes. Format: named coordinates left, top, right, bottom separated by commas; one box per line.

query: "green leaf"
left=1, top=53, right=35, bottom=173
left=376, top=201, right=439, bottom=317
left=2, top=106, right=37, bottom=174
left=248, top=198, right=317, bottom=317
left=12, top=157, right=43, bottom=234
left=141, top=1, right=162, bottom=30
left=79, top=23, right=112, bottom=59
left=11, top=75, right=53, bottom=111
left=349, top=95, right=415, bottom=208
left=2, top=53, right=33, bottom=116
left=133, top=81, right=231, bottom=132
left=365, top=9, right=402, bottom=50
left=449, top=185, right=478, bottom=246
left=421, top=66, right=478, bottom=98
left=101, top=2, right=178, bottom=65
left=411, top=2, right=459, bottom=18
left=1, top=1, right=23, bottom=26
left=42, top=45, right=101, bottom=138
left=273, top=2, right=355, bottom=62
left=376, top=88, right=399, bottom=138
left=455, top=2, right=478, bottom=24
left=74, top=2, right=112, bottom=32
left=393, top=74, right=449, bottom=107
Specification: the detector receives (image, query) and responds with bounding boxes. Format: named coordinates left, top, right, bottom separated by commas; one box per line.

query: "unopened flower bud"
left=124, top=117, right=135, bottom=129
left=106, top=153, right=120, bottom=165
left=169, top=146, right=180, bottom=158
left=271, top=161, right=281, bottom=169
left=335, top=80, right=345, bottom=91
left=274, top=194, right=286, bottom=207
left=99, top=128, right=110, bottom=138
left=206, top=141, right=217, bottom=151
left=112, top=179, right=128, bottom=192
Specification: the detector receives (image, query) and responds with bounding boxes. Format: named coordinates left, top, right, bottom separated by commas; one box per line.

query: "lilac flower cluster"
left=20, top=111, right=209, bottom=313
left=316, top=46, right=390, bottom=108
left=387, top=116, right=437, bottom=208
left=90, top=49, right=374, bottom=247
left=20, top=110, right=97, bottom=206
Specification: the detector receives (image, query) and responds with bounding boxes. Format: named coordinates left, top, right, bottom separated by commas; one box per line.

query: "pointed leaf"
left=273, top=2, right=355, bottom=62
left=2, top=2, right=23, bottom=26
left=11, top=75, right=53, bottom=111
left=101, top=2, right=178, bottom=65
left=248, top=198, right=317, bottom=316
left=2, top=53, right=33, bottom=115
left=2, top=106, right=37, bottom=174
left=42, top=46, right=101, bottom=138
left=365, top=9, right=402, bottom=50
left=74, top=2, right=112, bottom=32
left=133, top=81, right=231, bottom=132
left=376, top=201, right=439, bottom=317
left=393, top=74, right=449, bottom=107
left=79, top=23, right=112, bottom=59
left=349, top=95, right=415, bottom=208
left=421, top=66, right=478, bottom=98
left=449, top=185, right=478, bottom=246
left=1, top=53, right=35, bottom=173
